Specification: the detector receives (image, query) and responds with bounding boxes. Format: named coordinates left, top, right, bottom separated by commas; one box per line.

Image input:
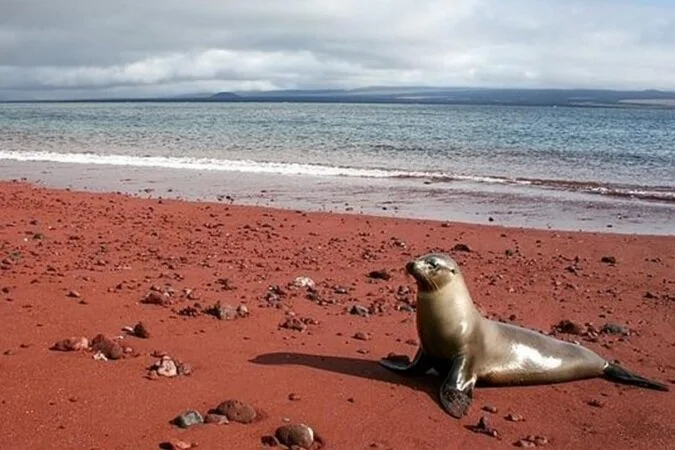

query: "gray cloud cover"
left=1, top=0, right=674, bottom=99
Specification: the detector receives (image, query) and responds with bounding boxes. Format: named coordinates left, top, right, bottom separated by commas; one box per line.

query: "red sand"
left=0, top=180, right=672, bottom=450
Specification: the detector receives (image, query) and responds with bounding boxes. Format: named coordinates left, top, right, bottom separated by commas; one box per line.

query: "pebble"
left=350, top=304, right=369, bottom=317
left=587, top=399, right=605, bottom=408
left=288, top=393, right=301, bottom=401
left=142, top=290, right=171, bottom=306
left=600, top=256, right=617, bottom=264
left=51, top=337, right=89, bottom=352
left=215, top=399, right=257, bottom=424
left=505, top=413, right=525, bottom=422
left=280, top=316, right=307, bottom=332
left=204, top=413, right=230, bottom=425
left=133, top=322, right=151, bottom=339
left=482, top=404, right=498, bottom=413
left=275, top=423, right=317, bottom=449
left=368, top=269, right=391, bottom=281
left=452, top=243, right=472, bottom=252
left=172, top=410, right=204, bottom=428
left=90, top=334, right=124, bottom=360
left=353, top=331, right=369, bottom=341
left=293, top=276, right=316, bottom=289
left=468, top=416, right=498, bottom=438
left=160, top=440, right=195, bottom=450
left=67, top=290, right=81, bottom=298
left=153, top=356, right=178, bottom=377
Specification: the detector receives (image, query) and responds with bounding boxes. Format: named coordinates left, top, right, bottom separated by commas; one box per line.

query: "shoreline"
left=0, top=179, right=673, bottom=449
left=1, top=160, right=673, bottom=236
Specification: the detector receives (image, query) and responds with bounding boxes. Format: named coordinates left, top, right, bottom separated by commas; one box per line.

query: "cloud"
left=0, top=0, right=674, bottom=99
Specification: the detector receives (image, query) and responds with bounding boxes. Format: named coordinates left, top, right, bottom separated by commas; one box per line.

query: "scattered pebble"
left=515, top=435, right=549, bottom=447
left=204, top=413, right=230, bottom=425
left=172, top=410, right=204, bottom=429
left=152, top=356, right=178, bottom=377
left=552, top=319, right=585, bottom=335
left=90, top=334, right=124, bottom=360
left=275, top=423, right=320, bottom=449
left=467, top=416, right=498, bottom=438
left=159, top=440, right=195, bottom=450
left=587, top=399, right=605, bottom=408
left=142, top=290, right=172, bottom=306
left=482, top=404, right=498, bottom=413
left=51, top=337, right=89, bottom=352
left=350, top=304, right=369, bottom=317
left=600, top=256, right=616, bottom=264
left=600, top=323, right=629, bottom=336
left=215, top=399, right=257, bottom=424
left=505, top=413, right=525, bottom=422
left=67, top=290, right=81, bottom=298
left=368, top=269, right=391, bottom=281
left=293, top=276, right=316, bottom=289
left=288, top=393, right=301, bottom=401
left=280, top=316, right=307, bottom=332
left=353, top=331, right=370, bottom=341
left=133, top=322, right=150, bottom=339
left=452, top=243, right=472, bottom=252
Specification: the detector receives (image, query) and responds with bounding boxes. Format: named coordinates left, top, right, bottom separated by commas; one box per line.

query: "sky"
left=1, top=0, right=674, bottom=99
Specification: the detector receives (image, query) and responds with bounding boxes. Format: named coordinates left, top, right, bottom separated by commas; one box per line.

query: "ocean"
left=0, top=102, right=673, bottom=234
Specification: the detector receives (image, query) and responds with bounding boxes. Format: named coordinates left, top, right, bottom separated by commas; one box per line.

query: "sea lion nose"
left=405, top=261, right=416, bottom=274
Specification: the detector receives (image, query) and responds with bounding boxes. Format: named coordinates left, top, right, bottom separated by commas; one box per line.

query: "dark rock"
left=288, top=393, right=301, bottom=401
left=600, top=323, right=629, bottom=336
left=172, top=410, right=204, bottom=428
left=280, top=316, right=307, bottom=332
left=467, top=416, right=498, bottom=438
left=215, top=399, right=257, bottom=424
left=67, top=290, right=81, bottom=298
left=142, top=290, right=171, bottom=306
left=587, top=399, right=605, bottom=408
left=552, top=319, right=585, bottom=335
left=90, top=334, right=124, bottom=360
left=482, top=404, right=498, bottom=413
left=505, top=413, right=524, bottom=422
left=350, top=304, right=369, bottom=317
left=205, top=301, right=238, bottom=320
left=383, top=353, right=411, bottom=365
left=368, top=269, right=391, bottom=281
left=452, top=243, right=472, bottom=252
left=600, top=256, right=616, bottom=264
left=133, top=322, right=150, bottom=339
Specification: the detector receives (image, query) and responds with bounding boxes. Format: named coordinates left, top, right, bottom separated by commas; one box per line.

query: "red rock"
left=90, top=334, right=124, bottom=360
left=214, top=399, right=257, bottom=424
left=51, top=337, right=89, bottom=352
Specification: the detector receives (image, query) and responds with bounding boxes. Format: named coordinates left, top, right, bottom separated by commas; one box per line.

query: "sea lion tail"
left=603, top=363, right=669, bottom=391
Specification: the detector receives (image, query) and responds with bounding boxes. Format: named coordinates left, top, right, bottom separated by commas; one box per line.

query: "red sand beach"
left=0, top=180, right=673, bottom=449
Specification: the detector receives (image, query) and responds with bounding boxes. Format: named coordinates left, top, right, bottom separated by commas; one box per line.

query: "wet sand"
left=0, top=180, right=673, bottom=449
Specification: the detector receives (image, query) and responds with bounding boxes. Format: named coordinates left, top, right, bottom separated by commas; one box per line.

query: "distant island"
left=5, top=86, right=675, bottom=108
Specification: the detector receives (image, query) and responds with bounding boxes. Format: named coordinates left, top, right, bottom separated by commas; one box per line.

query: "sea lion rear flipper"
left=603, top=362, right=669, bottom=391
left=439, top=355, right=475, bottom=419
left=379, top=347, right=433, bottom=375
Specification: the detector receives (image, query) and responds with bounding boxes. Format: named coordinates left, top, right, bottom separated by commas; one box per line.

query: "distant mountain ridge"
left=4, top=86, right=675, bottom=108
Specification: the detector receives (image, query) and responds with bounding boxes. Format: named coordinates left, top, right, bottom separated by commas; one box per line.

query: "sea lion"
left=379, top=253, right=669, bottom=419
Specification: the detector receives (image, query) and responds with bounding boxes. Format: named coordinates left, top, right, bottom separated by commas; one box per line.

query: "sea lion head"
left=405, top=253, right=462, bottom=293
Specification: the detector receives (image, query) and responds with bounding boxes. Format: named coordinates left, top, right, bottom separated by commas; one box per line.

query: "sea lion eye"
left=428, top=258, right=440, bottom=269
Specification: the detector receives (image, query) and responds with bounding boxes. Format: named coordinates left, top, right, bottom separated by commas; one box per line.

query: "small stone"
left=468, top=416, right=498, bottom=438
left=133, top=322, right=151, bottom=339
left=293, top=276, right=316, bottom=289
left=350, top=304, right=369, bottom=317
left=67, top=290, right=81, bottom=298
left=600, top=323, right=629, bottom=336
left=159, top=440, right=194, bottom=450
left=215, top=399, right=257, bottom=424
left=172, top=410, right=204, bottom=429
left=154, top=356, right=178, bottom=377
left=482, top=404, right=498, bottom=413
left=553, top=320, right=584, bottom=335
left=205, top=301, right=237, bottom=320
left=600, top=256, right=616, bottom=264
left=357, top=348, right=369, bottom=354
left=353, top=331, right=369, bottom=341
left=142, top=290, right=171, bottom=306
left=280, top=316, right=307, bottom=332
left=288, top=393, right=301, bottom=401
left=587, top=399, right=605, bottom=408
left=333, top=286, right=348, bottom=294
left=51, top=337, right=89, bottom=352
left=90, top=334, right=124, bottom=360
left=236, top=304, right=249, bottom=318
left=383, top=353, right=411, bottom=365
left=177, top=362, right=193, bottom=376
left=204, top=413, right=229, bottom=425
left=275, top=424, right=315, bottom=449
left=452, top=243, right=472, bottom=252
left=515, top=439, right=536, bottom=448
left=368, top=270, right=391, bottom=281
left=532, top=435, right=549, bottom=446
left=505, top=413, right=524, bottom=422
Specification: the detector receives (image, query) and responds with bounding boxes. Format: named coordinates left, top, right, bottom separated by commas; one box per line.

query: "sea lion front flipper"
left=438, top=355, right=475, bottom=419
left=379, top=347, right=433, bottom=376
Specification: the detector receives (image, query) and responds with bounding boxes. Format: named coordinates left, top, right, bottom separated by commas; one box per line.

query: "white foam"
left=0, top=150, right=433, bottom=179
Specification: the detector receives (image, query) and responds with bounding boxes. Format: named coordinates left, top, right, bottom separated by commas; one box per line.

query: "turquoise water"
left=0, top=102, right=673, bottom=203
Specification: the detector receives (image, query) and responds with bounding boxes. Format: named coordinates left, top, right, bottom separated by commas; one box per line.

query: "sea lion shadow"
left=250, top=352, right=440, bottom=400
